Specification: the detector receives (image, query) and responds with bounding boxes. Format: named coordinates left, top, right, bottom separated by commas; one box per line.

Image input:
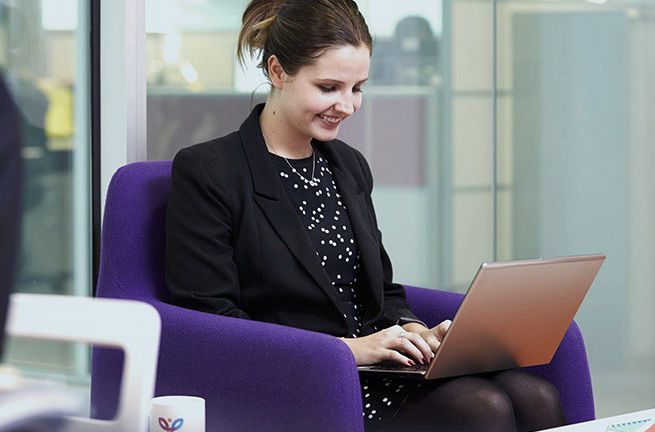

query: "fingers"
left=422, top=319, right=453, bottom=353
left=396, top=334, right=427, bottom=364
left=387, top=349, right=416, bottom=367
left=436, top=320, right=452, bottom=339
left=399, top=331, right=433, bottom=364
left=421, top=332, right=442, bottom=353
left=383, top=326, right=432, bottom=365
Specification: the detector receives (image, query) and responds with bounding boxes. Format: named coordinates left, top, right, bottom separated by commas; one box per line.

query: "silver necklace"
left=264, top=136, right=319, bottom=186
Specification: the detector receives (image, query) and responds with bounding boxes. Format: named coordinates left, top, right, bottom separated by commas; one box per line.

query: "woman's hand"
left=339, top=325, right=435, bottom=366
left=412, top=320, right=452, bottom=353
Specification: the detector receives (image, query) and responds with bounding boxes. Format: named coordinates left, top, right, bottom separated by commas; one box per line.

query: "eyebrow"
left=316, top=78, right=369, bottom=85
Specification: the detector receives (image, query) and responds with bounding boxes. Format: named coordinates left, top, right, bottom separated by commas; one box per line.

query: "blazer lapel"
left=238, top=106, right=343, bottom=313
left=317, top=143, right=384, bottom=322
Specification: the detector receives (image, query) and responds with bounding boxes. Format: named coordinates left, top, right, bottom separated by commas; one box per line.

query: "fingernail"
left=408, top=360, right=415, bottom=366
left=422, top=357, right=428, bottom=364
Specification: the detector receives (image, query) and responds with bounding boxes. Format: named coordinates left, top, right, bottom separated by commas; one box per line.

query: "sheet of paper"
left=635, top=418, right=655, bottom=432
left=606, top=418, right=652, bottom=432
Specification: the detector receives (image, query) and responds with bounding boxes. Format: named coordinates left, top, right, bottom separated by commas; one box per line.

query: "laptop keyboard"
left=359, top=360, right=429, bottom=373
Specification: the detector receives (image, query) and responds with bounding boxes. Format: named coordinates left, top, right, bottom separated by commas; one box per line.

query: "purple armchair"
left=92, top=161, right=595, bottom=432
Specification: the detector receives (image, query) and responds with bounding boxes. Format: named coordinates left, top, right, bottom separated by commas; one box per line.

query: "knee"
left=467, top=383, right=515, bottom=423
left=437, top=378, right=514, bottom=428
left=529, top=379, right=564, bottom=414
left=389, top=378, right=516, bottom=432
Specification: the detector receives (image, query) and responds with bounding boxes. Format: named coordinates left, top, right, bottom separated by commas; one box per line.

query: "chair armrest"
left=522, top=320, right=595, bottom=424
left=156, top=302, right=365, bottom=432
left=404, top=285, right=595, bottom=424
left=93, top=301, right=364, bottom=432
left=404, top=285, right=464, bottom=327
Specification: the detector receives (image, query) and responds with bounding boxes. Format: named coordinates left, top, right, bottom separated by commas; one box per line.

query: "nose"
left=335, top=92, right=356, bottom=116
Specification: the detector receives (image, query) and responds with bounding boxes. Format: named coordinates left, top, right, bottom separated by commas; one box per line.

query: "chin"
left=314, top=133, right=339, bottom=143
left=312, top=127, right=341, bottom=143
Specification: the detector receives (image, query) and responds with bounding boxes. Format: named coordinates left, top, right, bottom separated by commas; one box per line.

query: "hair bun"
left=237, top=0, right=284, bottom=67
left=237, top=0, right=372, bottom=79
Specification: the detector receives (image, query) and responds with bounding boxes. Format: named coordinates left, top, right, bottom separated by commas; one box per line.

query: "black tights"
left=386, top=370, right=567, bottom=432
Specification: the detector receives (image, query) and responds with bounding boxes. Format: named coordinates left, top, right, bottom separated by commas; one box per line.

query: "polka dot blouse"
left=272, top=148, right=419, bottom=431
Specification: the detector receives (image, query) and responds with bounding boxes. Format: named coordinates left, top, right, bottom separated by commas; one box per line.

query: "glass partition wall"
left=496, top=0, right=655, bottom=415
left=0, top=0, right=91, bottom=384
left=145, top=0, right=655, bottom=417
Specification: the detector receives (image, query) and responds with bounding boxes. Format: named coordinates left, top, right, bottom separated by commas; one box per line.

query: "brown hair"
left=237, top=0, right=373, bottom=79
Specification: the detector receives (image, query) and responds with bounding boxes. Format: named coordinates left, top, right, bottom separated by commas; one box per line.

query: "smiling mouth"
left=318, top=114, right=344, bottom=126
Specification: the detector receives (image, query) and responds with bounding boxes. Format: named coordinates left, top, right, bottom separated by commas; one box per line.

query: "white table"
left=544, top=409, right=655, bottom=431
left=0, top=386, right=81, bottom=432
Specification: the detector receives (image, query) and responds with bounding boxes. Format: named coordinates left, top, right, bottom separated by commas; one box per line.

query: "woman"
left=165, top=0, right=567, bottom=430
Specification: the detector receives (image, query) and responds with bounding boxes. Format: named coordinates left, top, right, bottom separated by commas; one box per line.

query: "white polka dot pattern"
left=359, top=376, right=419, bottom=429
left=272, top=150, right=418, bottom=431
left=273, top=150, right=366, bottom=337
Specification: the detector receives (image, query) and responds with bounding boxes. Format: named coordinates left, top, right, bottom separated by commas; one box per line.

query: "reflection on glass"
left=0, top=0, right=90, bottom=382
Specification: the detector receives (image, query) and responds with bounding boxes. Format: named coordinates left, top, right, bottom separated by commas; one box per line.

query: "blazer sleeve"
left=165, top=147, right=250, bottom=320
left=353, top=150, right=423, bottom=329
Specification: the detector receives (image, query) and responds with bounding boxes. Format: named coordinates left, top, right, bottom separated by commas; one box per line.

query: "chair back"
left=96, top=161, right=173, bottom=303
left=92, top=161, right=171, bottom=422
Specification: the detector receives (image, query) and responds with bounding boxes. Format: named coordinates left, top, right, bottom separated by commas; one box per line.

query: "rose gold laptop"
left=357, top=254, right=605, bottom=380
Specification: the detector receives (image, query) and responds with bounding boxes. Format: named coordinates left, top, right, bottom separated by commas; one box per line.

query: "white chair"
left=6, top=293, right=161, bottom=432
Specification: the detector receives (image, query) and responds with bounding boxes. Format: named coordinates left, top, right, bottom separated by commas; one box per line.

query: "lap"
left=408, top=369, right=555, bottom=400
left=364, top=370, right=565, bottom=432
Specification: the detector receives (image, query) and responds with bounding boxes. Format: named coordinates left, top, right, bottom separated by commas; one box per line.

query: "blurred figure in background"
left=0, top=72, right=22, bottom=361
left=370, top=16, right=440, bottom=86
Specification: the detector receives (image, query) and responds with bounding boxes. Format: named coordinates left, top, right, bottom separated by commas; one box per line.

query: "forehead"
left=301, top=44, right=370, bottom=82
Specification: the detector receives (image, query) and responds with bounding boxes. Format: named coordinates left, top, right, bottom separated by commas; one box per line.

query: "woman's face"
left=272, top=43, right=371, bottom=144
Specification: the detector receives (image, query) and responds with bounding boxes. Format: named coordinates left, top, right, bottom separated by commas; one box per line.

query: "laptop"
left=357, top=254, right=605, bottom=380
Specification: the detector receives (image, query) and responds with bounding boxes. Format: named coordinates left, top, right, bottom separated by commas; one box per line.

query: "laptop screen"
left=0, top=75, right=23, bottom=360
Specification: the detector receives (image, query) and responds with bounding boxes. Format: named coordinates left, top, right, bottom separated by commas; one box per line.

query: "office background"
left=1, top=0, right=654, bottom=419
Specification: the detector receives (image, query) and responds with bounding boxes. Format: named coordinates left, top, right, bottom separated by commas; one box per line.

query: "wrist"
left=401, top=322, right=428, bottom=333
left=338, top=336, right=363, bottom=365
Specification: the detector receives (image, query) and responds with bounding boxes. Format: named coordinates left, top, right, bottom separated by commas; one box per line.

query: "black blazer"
left=165, top=104, right=420, bottom=336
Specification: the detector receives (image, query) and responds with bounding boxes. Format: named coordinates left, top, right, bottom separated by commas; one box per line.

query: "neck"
left=260, top=101, right=313, bottom=159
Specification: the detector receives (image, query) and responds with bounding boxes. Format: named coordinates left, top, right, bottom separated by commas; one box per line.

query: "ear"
left=267, top=55, right=287, bottom=89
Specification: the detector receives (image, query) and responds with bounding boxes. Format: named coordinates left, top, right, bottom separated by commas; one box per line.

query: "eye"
left=353, top=87, right=363, bottom=93
left=319, top=85, right=335, bottom=93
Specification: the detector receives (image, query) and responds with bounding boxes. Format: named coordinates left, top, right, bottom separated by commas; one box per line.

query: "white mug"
left=149, top=395, right=205, bottom=432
